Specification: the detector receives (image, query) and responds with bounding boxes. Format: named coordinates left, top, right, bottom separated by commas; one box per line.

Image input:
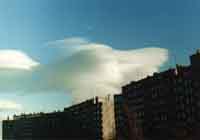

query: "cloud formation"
left=0, top=37, right=169, bottom=103
left=41, top=37, right=169, bottom=102
left=0, top=50, right=39, bottom=70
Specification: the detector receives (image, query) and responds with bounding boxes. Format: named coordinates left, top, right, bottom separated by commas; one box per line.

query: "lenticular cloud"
left=0, top=50, right=39, bottom=70
left=44, top=38, right=169, bottom=102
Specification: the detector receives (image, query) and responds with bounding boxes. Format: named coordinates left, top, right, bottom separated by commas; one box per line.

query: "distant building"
left=3, top=96, right=116, bottom=140
left=122, top=50, right=200, bottom=140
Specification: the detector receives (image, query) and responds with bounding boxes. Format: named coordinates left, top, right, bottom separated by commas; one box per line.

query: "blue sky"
left=0, top=0, right=199, bottom=121
left=0, top=0, right=199, bottom=63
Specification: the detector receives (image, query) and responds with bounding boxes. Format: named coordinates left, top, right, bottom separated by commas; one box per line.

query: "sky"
left=0, top=0, right=200, bottom=134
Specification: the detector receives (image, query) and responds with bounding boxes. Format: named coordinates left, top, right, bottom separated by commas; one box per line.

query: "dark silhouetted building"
left=3, top=96, right=116, bottom=140
left=114, top=94, right=129, bottom=140
left=121, top=50, right=200, bottom=140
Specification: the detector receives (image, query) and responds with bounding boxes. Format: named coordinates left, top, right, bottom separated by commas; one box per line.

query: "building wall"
left=114, top=94, right=129, bottom=140
left=123, top=70, right=197, bottom=139
left=3, top=98, right=104, bottom=140
left=3, top=97, right=116, bottom=140
left=64, top=98, right=103, bottom=139
left=101, top=96, right=116, bottom=140
left=3, top=111, right=96, bottom=140
left=121, top=51, right=200, bottom=140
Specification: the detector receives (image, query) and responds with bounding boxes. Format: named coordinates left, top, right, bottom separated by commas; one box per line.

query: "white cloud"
left=42, top=38, right=169, bottom=102
left=0, top=100, right=22, bottom=111
left=0, top=38, right=169, bottom=103
left=0, top=50, right=39, bottom=70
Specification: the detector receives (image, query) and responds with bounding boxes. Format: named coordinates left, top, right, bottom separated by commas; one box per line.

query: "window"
left=186, top=98, right=190, bottom=104
left=152, top=92, right=157, bottom=98
left=180, top=103, right=185, bottom=110
left=160, top=114, right=167, bottom=121
left=182, top=112, right=186, bottom=119
left=187, top=117, right=193, bottom=122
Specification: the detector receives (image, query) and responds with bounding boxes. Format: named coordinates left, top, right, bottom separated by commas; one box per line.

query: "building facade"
left=114, top=94, right=129, bottom=140
left=3, top=96, right=116, bottom=140
left=122, top=50, right=200, bottom=140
